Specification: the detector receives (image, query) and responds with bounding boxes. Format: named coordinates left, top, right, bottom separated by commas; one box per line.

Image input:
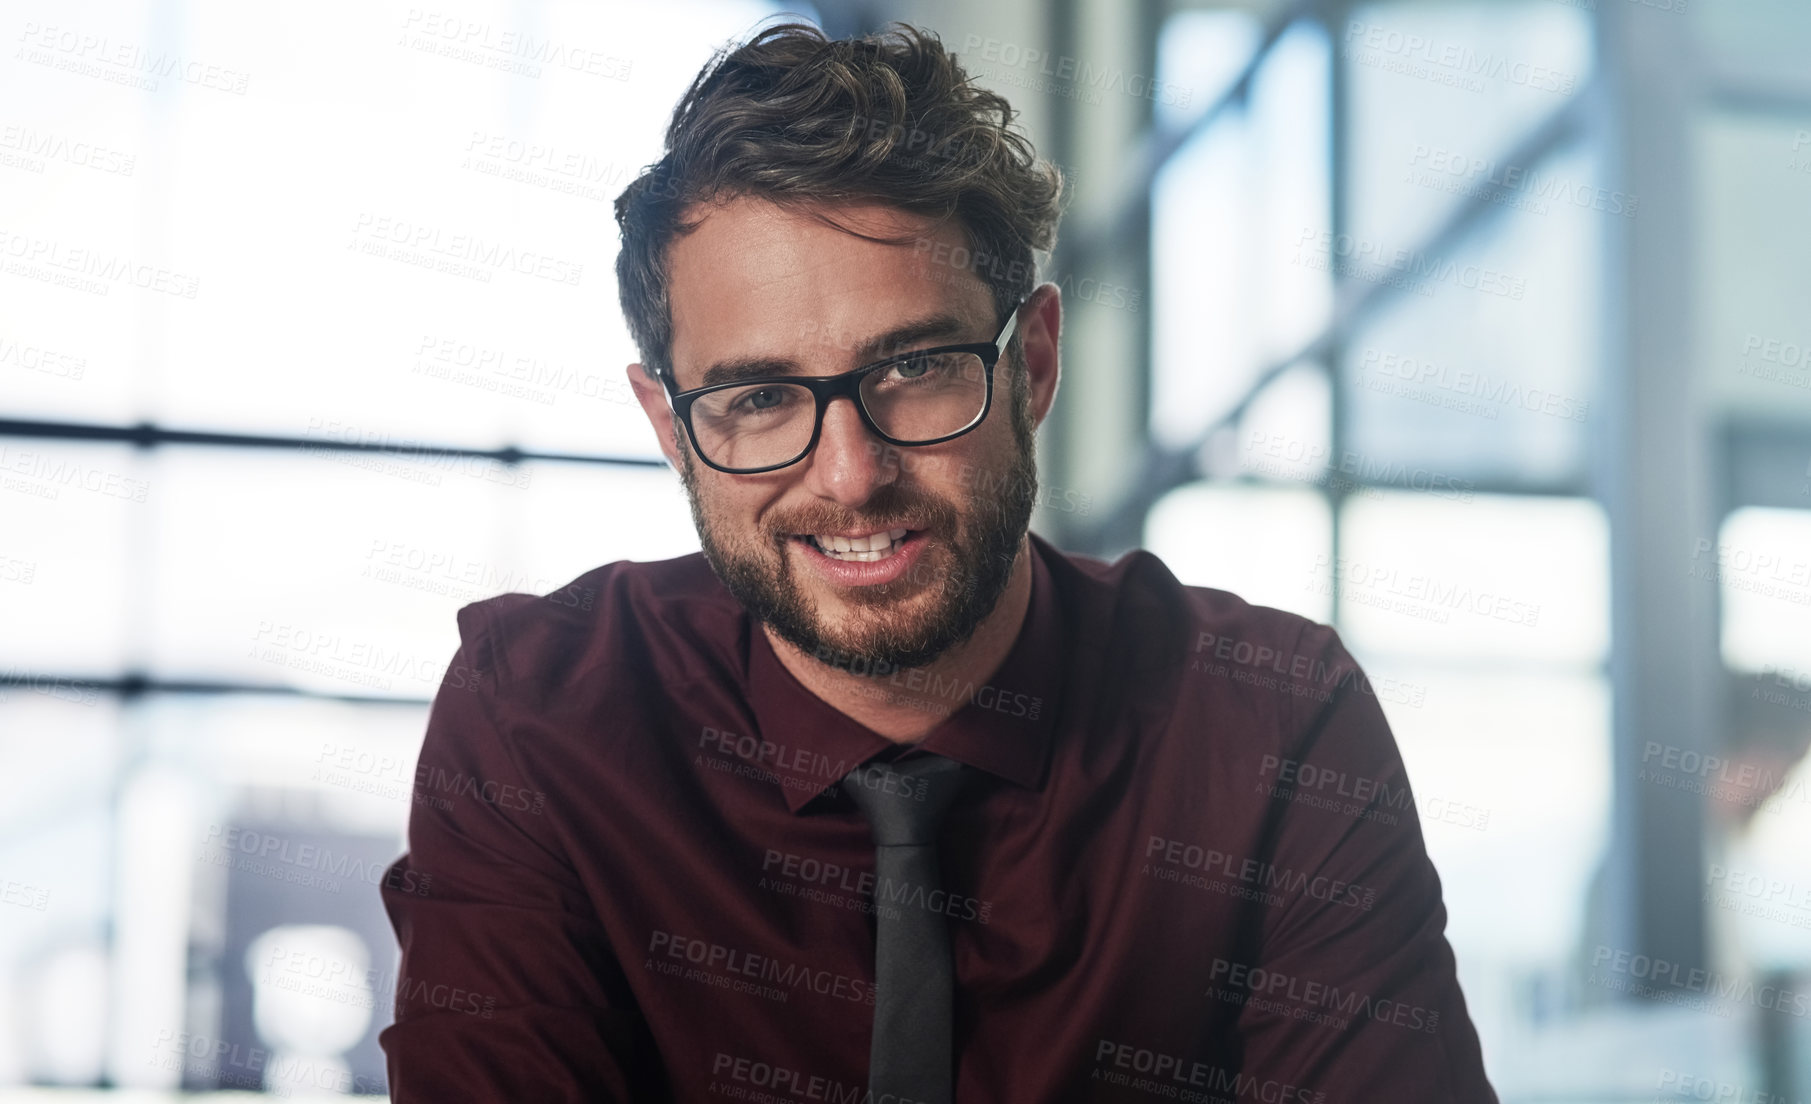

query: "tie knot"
left=840, top=753, right=971, bottom=846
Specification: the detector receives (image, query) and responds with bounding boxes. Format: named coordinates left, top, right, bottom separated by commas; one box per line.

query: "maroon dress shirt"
left=380, top=532, right=1498, bottom=1102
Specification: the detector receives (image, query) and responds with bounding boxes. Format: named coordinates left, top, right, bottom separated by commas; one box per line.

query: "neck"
left=764, top=533, right=1035, bottom=743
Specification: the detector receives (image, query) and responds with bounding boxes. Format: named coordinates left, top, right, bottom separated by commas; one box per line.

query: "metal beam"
left=1589, top=0, right=1714, bottom=990
left=0, top=670, right=432, bottom=707
left=0, top=417, right=667, bottom=468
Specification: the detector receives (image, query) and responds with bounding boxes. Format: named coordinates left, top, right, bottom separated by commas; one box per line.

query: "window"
left=0, top=0, right=788, bottom=1090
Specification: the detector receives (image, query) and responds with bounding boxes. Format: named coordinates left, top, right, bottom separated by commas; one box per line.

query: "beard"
left=677, top=362, right=1039, bottom=676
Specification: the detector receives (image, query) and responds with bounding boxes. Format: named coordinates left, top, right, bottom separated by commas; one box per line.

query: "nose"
left=799, top=396, right=898, bottom=508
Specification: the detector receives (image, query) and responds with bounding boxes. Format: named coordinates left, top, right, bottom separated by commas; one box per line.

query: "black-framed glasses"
left=660, top=300, right=1025, bottom=474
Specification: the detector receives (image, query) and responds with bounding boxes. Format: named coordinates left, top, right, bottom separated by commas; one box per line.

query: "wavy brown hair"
left=613, top=21, right=1065, bottom=383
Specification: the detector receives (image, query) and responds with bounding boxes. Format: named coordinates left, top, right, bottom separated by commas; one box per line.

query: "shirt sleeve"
left=378, top=601, right=667, bottom=1102
left=1230, top=620, right=1498, bottom=1103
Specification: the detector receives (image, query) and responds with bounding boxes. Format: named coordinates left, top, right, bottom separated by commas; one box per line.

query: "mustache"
left=768, top=488, right=957, bottom=539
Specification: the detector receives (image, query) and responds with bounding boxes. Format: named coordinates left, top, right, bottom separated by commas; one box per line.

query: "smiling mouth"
left=793, top=527, right=915, bottom=562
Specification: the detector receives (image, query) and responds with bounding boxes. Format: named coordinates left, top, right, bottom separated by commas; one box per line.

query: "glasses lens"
left=860, top=352, right=988, bottom=442
left=690, top=382, right=816, bottom=470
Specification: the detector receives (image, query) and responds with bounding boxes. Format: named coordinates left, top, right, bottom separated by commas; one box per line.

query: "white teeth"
left=810, top=529, right=911, bottom=562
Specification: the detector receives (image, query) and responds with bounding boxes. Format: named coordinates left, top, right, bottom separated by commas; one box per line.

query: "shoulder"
left=1036, top=537, right=1379, bottom=764
left=448, top=550, right=743, bottom=701
left=1037, top=535, right=1340, bottom=682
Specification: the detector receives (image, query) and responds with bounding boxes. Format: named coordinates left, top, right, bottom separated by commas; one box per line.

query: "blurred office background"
left=3, top=0, right=1809, bottom=1098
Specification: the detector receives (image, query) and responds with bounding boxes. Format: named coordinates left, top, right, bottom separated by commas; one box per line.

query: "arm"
left=1229, top=621, right=1497, bottom=1102
left=379, top=602, right=666, bottom=1101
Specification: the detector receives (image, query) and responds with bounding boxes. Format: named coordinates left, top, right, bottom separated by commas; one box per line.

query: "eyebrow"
left=695, top=313, right=971, bottom=389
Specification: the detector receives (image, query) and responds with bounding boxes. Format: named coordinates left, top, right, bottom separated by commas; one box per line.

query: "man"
left=379, top=22, right=1498, bottom=1103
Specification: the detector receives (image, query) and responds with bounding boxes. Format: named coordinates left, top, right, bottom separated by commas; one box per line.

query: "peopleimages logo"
left=709, top=1053, right=928, bottom=1104
left=1206, top=958, right=1443, bottom=1034
left=1291, top=226, right=1526, bottom=300
left=1191, top=629, right=1429, bottom=710
left=0, top=445, right=148, bottom=502
left=0, top=332, right=87, bottom=380
left=646, top=930, right=876, bottom=1006
left=1342, top=20, right=1576, bottom=95
left=348, top=212, right=584, bottom=286
left=0, top=228, right=200, bottom=299
left=1359, top=347, right=1590, bottom=422
left=1309, top=554, right=1542, bottom=628
left=1406, top=144, right=1637, bottom=218
left=1143, top=835, right=1377, bottom=911
left=398, top=9, right=632, bottom=80
left=959, top=35, right=1191, bottom=108
left=198, top=825, right=432, bottom=896
left=14, top=21, right=250, bottom=94
left=1092, top=1039, right=1327, bottom=1104
left=761, top=848, right=993, bottom=923
left=0, top=123, right=136, bottom=176
left=1589, top=945, right=1811, bottom=1017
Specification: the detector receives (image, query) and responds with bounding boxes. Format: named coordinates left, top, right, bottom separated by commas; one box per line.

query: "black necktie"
left=840, top=753, right=972, bottom=1104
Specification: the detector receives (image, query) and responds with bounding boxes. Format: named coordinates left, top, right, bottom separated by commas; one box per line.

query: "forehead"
left=663, top=196, right=991, bottom=388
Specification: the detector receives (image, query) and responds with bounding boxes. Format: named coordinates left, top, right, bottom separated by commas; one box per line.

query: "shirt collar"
left=745, top=533, right=1067, bottom=813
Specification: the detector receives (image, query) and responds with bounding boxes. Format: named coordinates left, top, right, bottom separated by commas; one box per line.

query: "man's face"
left=638, top=197, right=1042, bottom=673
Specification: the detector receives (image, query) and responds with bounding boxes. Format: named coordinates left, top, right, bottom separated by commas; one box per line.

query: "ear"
left=626, top=363, right=685, bottom=470
left=1016, top=282, right=1062, bottom=430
